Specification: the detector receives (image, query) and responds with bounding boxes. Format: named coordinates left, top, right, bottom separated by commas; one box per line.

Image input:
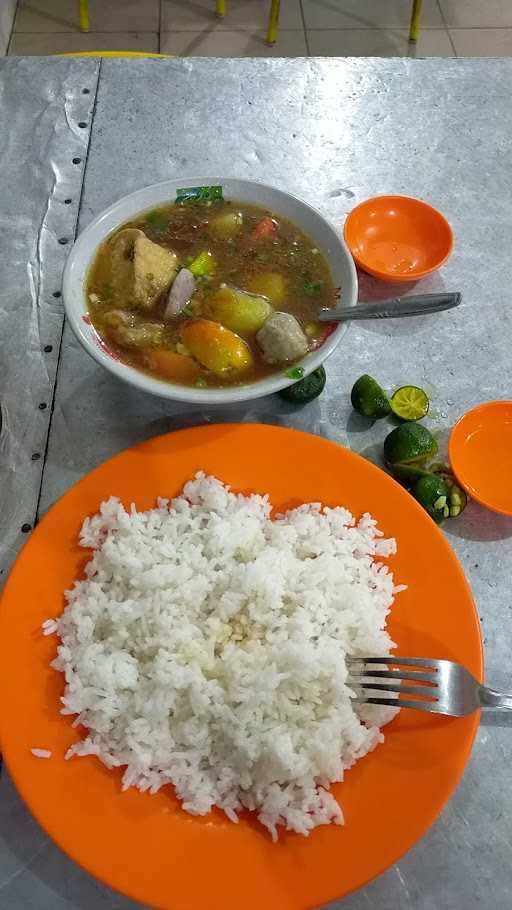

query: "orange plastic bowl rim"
left=344, top=195, right=454, bottom=282
left=449, top=401, right=512, bottom=515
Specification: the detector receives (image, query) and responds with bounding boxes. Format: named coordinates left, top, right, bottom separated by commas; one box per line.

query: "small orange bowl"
left=449, top=401, right=512, bottom=516
left=344, top=195, right=453, bottom=282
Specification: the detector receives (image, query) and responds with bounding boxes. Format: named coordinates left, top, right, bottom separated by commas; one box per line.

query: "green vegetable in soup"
left=209, top=286, right=272, bottom=335
left=279, top=366, right=326, bottom=404
left=209, top=211, right=243, bottom=239
left=304, top=280, right=323, bottom=297
left=145, top=210, right=168, bottom=230
left=176, top=185, right=223, bottom=204
left=189, top=251, right=216, bottom=277
left=285, top=366, right=305, bottom=380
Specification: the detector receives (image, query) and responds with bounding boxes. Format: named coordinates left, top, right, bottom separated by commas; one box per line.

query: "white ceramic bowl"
left=63, top=177, right=358, bottom=404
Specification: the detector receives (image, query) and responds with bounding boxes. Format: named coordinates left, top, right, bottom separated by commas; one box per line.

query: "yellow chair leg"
left=266, top=0, right=280, bottom=45
left=79, top=0, right=90, bottom=32
left=216, top=0, right=226, bottom=17
left=408, top=0, right=422, bottom=42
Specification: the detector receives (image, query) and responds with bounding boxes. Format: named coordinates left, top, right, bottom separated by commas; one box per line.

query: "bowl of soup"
left=63, top=178, right=358, bottom=403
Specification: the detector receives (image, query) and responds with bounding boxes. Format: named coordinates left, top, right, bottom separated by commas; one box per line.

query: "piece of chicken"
left=106, top=229, right=178, bottom=310
left=109, top=228, right=144, bottom=294
left=103, top=310, right=165, bottom=348
left=133, top=234, right=178, bottom=308
left=256, top=312, right=308, bottom=365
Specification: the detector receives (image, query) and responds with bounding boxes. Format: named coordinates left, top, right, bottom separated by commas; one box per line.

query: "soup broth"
left=87, top=199, right=337, bottom=388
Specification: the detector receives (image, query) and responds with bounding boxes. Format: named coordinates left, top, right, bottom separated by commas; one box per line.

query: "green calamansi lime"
left=448, top=483, right=468, bottom=517
left=390, top=385, right=430, bottom=421
left=350, top=375, right=391, bottom=419
left=429, top=461, right=451, bottom=475
left=390, top=462, right=432, bottom=486
left=384, top=423, right=438, bottom=466
left=278, top=366, right=326, bottom=404
left=413, top=474, right=451, bottom=524
left=427, top=463, right=469, bottom=516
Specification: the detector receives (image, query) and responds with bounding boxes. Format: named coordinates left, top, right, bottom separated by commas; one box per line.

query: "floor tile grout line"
left=303, top=26, right=454, bottom=31
left=306, top=25, right=512, bottom=31
left=7, top=0, right=20, bottom=54
left=14, top=30, right=161, bottom=35
left=155, top=26, right=512, bottom=34
left=299, top=0, right=311, bottom=55
left=446, top=28, right=457, bottom=56
left=436, top=0, right=458, bottom=54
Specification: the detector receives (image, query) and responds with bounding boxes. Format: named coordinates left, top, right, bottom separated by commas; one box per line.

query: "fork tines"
left=347, top=656, right=441, bottom=711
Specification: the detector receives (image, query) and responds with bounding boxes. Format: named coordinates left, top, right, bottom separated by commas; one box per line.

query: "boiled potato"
left=182, top=319, right=253, bottom=375
left=247, top=272, right=287, bottom=306
left=209, top=211, right=243, bottom=239
left=209, top=286, right=272, bottom=335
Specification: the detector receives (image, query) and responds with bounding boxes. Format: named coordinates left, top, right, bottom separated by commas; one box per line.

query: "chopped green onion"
left=189, top=251, right=215, bottom=277
left=146, top=211, right=167, bottom=229
left=176, top=185, right=223, bottom=204
left=304, top=280, right=323, bottom=297
left=285, top=366, right=305, bottom=380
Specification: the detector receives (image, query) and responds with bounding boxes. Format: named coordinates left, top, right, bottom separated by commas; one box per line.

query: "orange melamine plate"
left=449, top=401, right=512, bottom=515
left=0, top=424, right=482, bottom=910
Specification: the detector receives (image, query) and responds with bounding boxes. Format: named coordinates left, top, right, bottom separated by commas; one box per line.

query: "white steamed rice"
left=47, top=473, right=403, bottom=840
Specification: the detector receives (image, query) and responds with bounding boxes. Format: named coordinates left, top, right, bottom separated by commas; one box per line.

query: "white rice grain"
left=41, top=619, right=58, bottom=636
left=48, top=473, right=403, bottom=839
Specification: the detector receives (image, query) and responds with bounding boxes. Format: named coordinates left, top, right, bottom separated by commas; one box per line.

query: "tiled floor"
left=7, top=0, right=512, bottom=57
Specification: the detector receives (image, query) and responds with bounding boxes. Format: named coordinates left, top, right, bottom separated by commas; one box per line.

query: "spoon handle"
left=319, top=292, right=462, bottom=322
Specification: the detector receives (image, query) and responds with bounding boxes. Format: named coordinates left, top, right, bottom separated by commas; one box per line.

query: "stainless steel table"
left=1, top=56, right=511, bottom=910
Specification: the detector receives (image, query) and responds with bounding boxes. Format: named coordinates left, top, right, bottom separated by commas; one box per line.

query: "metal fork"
left=348, top=656, right=512, bottom=716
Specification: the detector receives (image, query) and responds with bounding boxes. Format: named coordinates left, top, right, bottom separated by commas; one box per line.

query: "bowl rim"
left=63, top=176, right=358, bottom=404
left=344, top=193, right=454, bottom=283
left=448, top=400, right=512, bottom=516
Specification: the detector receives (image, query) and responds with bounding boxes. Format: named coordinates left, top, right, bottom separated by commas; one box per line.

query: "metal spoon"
left=319, top=292, right=461, bottom=322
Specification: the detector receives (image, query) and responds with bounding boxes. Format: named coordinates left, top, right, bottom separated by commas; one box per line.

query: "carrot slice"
left=145, top=349, right=200, bottom=383
left=181, top=319, right=253, bottom=375
left=250, top=216, right=276, bottom=242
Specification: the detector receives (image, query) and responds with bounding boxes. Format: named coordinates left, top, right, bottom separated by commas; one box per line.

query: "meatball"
left=256, top=312, right=309, bottom=365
